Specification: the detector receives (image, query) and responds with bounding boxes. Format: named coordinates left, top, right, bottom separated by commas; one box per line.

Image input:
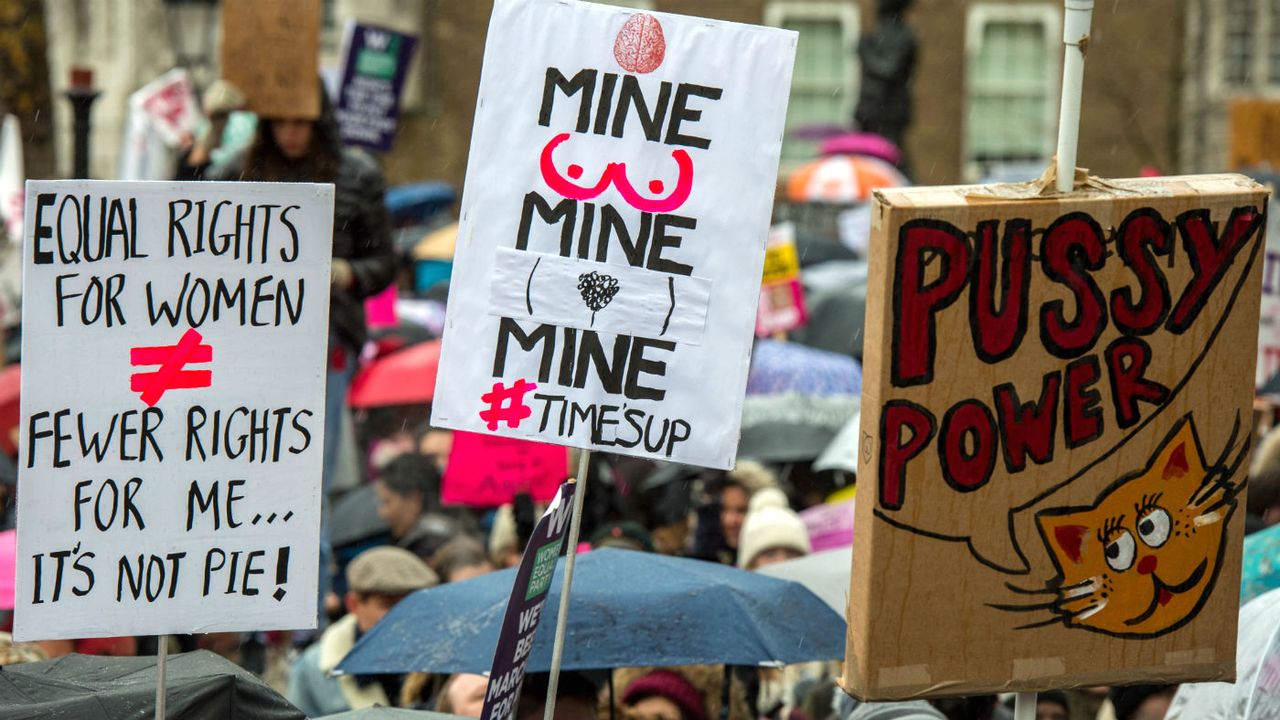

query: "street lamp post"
left=64, top=67, right=100, bottom=180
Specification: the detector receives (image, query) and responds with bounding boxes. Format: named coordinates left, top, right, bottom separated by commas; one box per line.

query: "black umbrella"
left=0, top=650, right=303, bottom=720
left=791, top=284, right=865, bottom=359
left=330, top=484, right=391, bottom=548
left=794, top=232, right=858, bottom=267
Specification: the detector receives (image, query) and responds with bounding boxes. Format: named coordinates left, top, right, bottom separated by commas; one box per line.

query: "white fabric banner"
left=432, top=0, right=796, bottom=469
left=16, top=180, right=332, bottom=640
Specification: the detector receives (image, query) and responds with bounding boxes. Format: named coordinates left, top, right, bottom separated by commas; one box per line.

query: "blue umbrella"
left=384, top=182, right=456, bottom=228
left=746, top=340, right=861, bottom=396
left=336, top=548, right=845, bottom=675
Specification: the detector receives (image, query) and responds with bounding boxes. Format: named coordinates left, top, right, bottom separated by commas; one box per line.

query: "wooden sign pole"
left=543, top=449, right=592, bottom=720
left=1055, top=0, right=1094, bottom=192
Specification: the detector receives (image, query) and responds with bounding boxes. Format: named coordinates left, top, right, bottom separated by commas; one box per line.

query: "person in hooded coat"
left=209, top=86, right=397, bottom=610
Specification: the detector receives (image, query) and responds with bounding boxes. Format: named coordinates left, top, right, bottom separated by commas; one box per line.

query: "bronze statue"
left=854, top=0, right=916, bottom=153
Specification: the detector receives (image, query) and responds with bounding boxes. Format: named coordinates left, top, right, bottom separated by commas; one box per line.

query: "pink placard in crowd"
left=755, top=279, right=809, bottom=336
left=365, top=284, right=399, bottom=328
left=800, top=499, right=854, bottom=552
left=442, top=431, right=570, bottom=507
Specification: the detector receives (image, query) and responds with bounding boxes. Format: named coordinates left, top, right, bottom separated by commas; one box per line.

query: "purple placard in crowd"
left=335, top=23, right=418, bottom=151
left=480, top=481, right=576, bottom=720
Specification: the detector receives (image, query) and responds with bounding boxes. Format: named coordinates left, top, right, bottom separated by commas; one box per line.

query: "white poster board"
left=431, top=0, right=796, bottom=469
left=1258, top=210, right=1280, bottom=386
left=15, top=180, right=332, bottom=640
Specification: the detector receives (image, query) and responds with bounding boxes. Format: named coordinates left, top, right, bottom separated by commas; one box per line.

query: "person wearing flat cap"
left=288, top=546, right=438, bottom=717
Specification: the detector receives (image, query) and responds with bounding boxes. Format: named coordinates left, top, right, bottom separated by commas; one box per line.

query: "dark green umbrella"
left=0, top=650, right=302, bottom=720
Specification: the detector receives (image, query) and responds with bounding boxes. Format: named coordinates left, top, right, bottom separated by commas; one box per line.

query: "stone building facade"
left=33, top=0, right=1206, bottom=188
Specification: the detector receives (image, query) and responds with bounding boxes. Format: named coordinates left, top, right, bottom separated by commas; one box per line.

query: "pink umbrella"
left=0, top=529, right=15, bottom=611
left=819, top=132, right=902, bottom=166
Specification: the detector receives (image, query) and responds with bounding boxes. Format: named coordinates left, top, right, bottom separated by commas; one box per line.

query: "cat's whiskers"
left=1062, top=579, right=1099, bottom=599
left=1075, top=599, right=1107, bottom=621
left=1193, top=511, right=1222, bottom=527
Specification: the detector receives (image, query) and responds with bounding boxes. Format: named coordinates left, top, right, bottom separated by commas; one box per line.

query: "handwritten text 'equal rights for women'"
left=29, top=192, right=307, bottom=329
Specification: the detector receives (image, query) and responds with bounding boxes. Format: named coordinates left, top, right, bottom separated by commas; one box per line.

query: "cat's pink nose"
left=1138, top=555, right=1158, bottom=575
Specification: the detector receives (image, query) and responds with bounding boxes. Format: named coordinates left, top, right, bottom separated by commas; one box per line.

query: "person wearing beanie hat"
left=748, top=487, right=789, bottom=514
left=737, top=497, right=811, bottom=570
left=735, top=494, right=818, bottom=720
left=288, top=546, right=438, bottom=717
left=623, top=669, right=709, bottom=720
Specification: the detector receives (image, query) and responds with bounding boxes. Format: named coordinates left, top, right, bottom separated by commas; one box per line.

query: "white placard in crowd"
left=431, top=0, right=796, bottom=469
left=1257, top=210, right=1280, bottom=386
left=15, top=180, right=333, bottom=640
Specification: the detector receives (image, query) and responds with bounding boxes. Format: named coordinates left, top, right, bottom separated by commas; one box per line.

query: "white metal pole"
left=1055, top=0, right=1095, bottom=192
left=155, top=635, right=168, bottom=720
left=543, top=449, right=591, bottom=720
left=1014, top=692, right=1037, bottom=720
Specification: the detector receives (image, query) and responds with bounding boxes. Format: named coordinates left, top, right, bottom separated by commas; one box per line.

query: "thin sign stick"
left=155, top=635, right=168, bottom=720
left=543, top=449, right=591, bottom=720
left=1055, top=0, right=1095, bottom=192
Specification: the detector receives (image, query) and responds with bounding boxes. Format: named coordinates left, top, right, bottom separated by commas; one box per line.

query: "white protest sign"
left=16, top=180, right=332, bottom=641
left=134, top=69, right=202, bottom=147
left=1258, top=210, right=1280, bottom=386
left=431, top=0, right=796, bottom=469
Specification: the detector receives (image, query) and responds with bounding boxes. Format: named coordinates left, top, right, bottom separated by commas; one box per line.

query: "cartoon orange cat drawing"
left=997, top=415, right=1245, bottom=637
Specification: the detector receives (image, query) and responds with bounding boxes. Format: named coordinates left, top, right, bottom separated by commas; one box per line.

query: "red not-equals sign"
left=130, top=328, right=213, bottom=407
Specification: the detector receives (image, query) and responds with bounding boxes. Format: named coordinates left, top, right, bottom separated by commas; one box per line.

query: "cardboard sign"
left=221, top=0, right=322, bottom=120
left=16, top=180, right=333, bottom=641
left=442, top=431, right=569, bottom=507
left=844, top=175, right=1269, bottom=698
left=480, top=481, right=574, bottom=720
left=430, top=0, right=796, bottom=469
left=335, top=22, right=419, bottom=151
left=1229, top=99, right=1280, bottom=171
left=756, top=223, right=808, bottom=336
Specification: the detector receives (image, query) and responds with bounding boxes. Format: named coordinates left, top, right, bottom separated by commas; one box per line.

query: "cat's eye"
left=1104, top=530, right=1135, bottom=571
left=1137, top=508, right=1171, bottom=548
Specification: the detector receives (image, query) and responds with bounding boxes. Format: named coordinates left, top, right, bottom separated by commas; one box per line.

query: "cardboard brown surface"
left=843, top=174, right=1269, bottom=699
left=220, top=0, right=322, bottom=120
left=1229, top=99, right=1280, bottom=171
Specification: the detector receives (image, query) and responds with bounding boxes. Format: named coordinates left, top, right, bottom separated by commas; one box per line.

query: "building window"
left=963, top=4, right=1060, bottom=180
left=1220, top=0, right=1280, bottom=89
left=765, top=2, right=860, bottom=168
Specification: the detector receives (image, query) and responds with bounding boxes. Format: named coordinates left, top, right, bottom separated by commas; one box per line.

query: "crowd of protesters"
left=3, top=77, right=1279, bottom=720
